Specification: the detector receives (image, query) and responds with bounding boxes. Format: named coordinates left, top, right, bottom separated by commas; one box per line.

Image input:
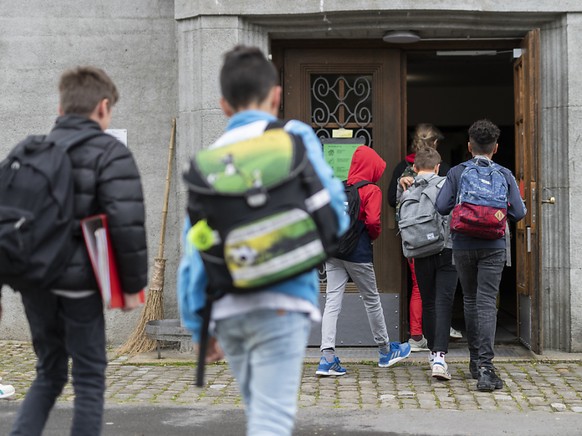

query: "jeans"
left=414, top=249, right=458, bottom=353
left=215, top=309, right=311, bottom=436
left=10, top=290, right=106, bottom=436
left=321, top=258, right=389, bottom=350
left=453, top=249, right=506, bottom=369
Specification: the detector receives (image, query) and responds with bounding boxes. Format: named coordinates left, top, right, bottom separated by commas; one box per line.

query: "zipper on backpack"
left=14, top=217, right=26, bottom=229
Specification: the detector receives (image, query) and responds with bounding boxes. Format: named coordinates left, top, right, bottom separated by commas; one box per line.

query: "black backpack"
left=0, top=130, right=101, bottom=291
left=183, top=120, right=341, bottom=387
left=334, top=180, right=373, bottom=259
left=183, top=121, right=340, bottom=295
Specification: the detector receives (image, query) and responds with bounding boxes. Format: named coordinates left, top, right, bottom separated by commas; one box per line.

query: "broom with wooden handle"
left=117, top=118, right=176, bottom=355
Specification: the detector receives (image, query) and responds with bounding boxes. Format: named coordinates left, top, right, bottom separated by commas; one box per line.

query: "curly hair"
left=468, top=119, right=500, bottom=154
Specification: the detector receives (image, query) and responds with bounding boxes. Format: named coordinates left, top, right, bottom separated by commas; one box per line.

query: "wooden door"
left=282, top=48, right=404, bottom=295
left=514, top=29, right=541, bottom=353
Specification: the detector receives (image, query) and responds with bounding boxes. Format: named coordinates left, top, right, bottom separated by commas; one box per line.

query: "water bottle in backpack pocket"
left=450, top=158, right=508, bottom=240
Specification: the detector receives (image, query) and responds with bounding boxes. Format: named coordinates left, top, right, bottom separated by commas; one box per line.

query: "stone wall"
left=0, top=1, right=178, bottom=344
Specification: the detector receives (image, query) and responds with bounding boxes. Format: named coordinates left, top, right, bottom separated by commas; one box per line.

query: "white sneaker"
left=450, top=327, right=463, bottom=339
left=432, top=362, right=452, bottom=381
left=408, top=336, right=429, bottom=352
left=428, top=351, right=436, bottom=369
left=0, top=378, right=15, bottom=399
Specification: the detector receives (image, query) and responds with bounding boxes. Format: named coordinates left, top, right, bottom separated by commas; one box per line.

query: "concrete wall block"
left=177, top=25, right=202, bottom=112
left=567, top=13, right=582, bottom=106
left=201, top=110, right=229, bottom=147
left=540, top=107, right=569, bottom=189
left=175, top=1, right=582, bottom=20
left=0, top=1, right=174, bottom=19
left=541, top=18, right=568, bottom=111
left=0, top=1, right=178, bottom=344
left=541, top=188, right=570, bottom=268
left=567, top=107, right=582, bottom=173
left=569, top=268, right=582, bottom=351
left=542, top=266, right=572, bottom=351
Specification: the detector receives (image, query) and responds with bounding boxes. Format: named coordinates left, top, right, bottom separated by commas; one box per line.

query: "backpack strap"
left=58, top=130, right=104, bottom=151
left=350, top=180, right=373, bottom=189
left=265, top=120, right=288, bottom=131
left=195, top=295, right=214, bottom=387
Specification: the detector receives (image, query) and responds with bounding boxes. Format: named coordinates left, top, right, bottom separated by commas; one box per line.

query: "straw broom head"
left=117, top=119, right=176, bottom=355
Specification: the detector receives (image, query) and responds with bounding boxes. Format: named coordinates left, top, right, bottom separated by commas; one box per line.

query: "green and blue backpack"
left=183, top=120, right=340, bottom=295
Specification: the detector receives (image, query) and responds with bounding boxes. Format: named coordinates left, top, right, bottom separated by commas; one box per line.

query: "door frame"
left=279, top=47, right=404, bottom=297
left=272, top=37, right=541, bottom=349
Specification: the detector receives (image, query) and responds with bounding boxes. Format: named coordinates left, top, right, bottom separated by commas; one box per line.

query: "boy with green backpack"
left=178, top=45, right=348, bottom=435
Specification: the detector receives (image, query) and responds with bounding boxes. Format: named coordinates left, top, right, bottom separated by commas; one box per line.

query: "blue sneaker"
left=378, top=342, right=412, bottom=367
left=316, top=356, right=347, bottom=376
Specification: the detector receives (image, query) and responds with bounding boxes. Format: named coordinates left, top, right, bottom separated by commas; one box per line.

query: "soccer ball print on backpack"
left=334, top=180, right=373, bottom=259
left=0, top=130, right=100, bottom=291
left=398, top=176, right=447, bottom=259
left=450, top=157, right=509, bottom=240
left=183, top=120, right=341, bottom=293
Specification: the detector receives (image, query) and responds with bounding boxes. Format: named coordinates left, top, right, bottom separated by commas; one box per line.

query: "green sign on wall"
left=322, top=138, right=366, bottom=181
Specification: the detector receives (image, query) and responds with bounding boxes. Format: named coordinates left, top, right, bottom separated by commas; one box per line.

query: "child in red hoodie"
left=317, top=146, right=411, bottom=376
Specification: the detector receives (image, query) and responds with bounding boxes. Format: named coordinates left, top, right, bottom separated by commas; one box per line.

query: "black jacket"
left=48, top=115, right=148, bottom=294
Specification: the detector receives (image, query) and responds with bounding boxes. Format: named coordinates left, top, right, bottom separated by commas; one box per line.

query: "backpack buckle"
left=245, top=187, right=268, bottom=208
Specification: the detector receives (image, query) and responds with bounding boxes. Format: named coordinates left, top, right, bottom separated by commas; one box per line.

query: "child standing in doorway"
left=436, top=119, right=526, bottom=391
left=397, top=147, right=458, bottom=380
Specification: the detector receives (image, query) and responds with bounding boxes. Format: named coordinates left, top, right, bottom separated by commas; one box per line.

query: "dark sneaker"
left=477, top=367, right=504, bottom=392
left=469, top=360, right=479, bottom=380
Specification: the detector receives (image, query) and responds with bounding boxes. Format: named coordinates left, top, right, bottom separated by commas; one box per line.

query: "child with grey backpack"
left=397, top=146, right=458, bottom=380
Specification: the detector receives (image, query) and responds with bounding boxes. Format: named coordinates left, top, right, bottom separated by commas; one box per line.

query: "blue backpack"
left=450, top=157, right=509, bottom=240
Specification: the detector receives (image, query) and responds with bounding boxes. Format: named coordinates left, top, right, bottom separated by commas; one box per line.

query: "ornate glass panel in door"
left=311, top=74, right=373, bottom=146
left=282, top=48, right=403, bottom=297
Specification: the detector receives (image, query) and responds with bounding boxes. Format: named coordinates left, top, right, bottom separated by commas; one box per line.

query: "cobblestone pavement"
left=2, top=341, right=582, bottom=415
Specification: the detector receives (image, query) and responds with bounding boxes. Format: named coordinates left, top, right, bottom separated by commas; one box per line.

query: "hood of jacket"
left=347, top=145, right=386, bottom=184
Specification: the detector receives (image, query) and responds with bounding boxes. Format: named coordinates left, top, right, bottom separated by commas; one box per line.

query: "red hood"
left=347, top=146, right=386, bottom=184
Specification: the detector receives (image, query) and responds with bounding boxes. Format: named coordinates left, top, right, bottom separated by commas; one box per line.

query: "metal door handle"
left=541, top=196, right=556, bottom=204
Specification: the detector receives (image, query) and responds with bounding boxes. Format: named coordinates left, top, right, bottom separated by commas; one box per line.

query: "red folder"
left=81, top=214, right=145, bottom=309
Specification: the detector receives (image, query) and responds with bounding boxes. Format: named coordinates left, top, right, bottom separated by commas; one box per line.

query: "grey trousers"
left=453, top=248, right=506, bottom=369
left=320, top=258, right=389, bottom=351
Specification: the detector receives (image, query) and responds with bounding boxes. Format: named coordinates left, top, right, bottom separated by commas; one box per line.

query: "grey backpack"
left=397, top=176, right=446, bottom=259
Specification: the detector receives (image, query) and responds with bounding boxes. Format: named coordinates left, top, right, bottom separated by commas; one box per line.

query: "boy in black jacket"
left=10, top=66, right=148, bottom=436
left=436, top=119, right=526, bottom=392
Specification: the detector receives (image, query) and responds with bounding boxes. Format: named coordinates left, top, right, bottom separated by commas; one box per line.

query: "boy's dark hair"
left=220, top=45, right=278, bottom=110
left=414, top=146, right=441, bottom=171
left=59, top=66, right=119, bottom=116
left=468, top=119, right=500, bottom=155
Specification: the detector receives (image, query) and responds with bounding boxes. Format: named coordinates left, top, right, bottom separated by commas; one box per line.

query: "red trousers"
left=408, top=258, right=423, bottom=336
